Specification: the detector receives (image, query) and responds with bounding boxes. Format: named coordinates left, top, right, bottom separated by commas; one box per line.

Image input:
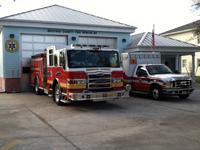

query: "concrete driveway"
left=0, top=89, right=200, bottom=150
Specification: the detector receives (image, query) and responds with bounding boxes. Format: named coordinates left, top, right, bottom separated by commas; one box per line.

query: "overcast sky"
left=0, top=0, right=199, bottom=34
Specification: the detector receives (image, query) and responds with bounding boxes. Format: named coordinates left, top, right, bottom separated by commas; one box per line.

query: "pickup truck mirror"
left=174, top=70, right=180, bottom=74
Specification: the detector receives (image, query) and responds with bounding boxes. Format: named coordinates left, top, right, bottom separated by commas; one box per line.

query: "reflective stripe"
left=31, top=68, right=40, bottom=72
left=66, top=84, right=86, bottom=89
left=47, top=80, right=53, bottom=85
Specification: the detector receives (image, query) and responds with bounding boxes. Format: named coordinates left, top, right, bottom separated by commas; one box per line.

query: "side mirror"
left=174, top=70, right=180, bottom=74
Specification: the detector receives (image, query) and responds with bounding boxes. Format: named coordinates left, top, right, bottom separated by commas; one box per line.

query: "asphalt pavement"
left=0, top=85, right=200, bottom=150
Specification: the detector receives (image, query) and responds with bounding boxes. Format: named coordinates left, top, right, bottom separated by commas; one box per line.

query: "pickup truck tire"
left=179, top=94, right=190, bottom=99
left=151, top=85, right=162, bottom=100
left=53, top=84, right=63, bottom=106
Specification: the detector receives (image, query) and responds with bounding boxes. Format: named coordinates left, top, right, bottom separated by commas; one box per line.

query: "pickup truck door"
left=133, top=67, right=150, bottom=92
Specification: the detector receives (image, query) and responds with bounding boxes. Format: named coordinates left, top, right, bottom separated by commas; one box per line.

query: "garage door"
left=78, top=36, right=117, bottom=49
left=21, top=34, right=67, bottom=91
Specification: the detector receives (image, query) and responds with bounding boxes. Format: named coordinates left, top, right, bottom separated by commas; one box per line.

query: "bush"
left=196, top=76, right=200, bottom=83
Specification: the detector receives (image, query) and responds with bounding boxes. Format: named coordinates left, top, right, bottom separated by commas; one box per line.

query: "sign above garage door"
left=78, top=36, right=117, bottom=49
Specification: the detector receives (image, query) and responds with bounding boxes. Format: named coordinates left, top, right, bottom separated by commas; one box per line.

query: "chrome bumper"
left=67, top=90, right=129, bottom=101
left=163, top=88, right=194, bottom=95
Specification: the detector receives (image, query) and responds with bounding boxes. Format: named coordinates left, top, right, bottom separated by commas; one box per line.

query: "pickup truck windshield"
left=67, top=50, right=120, bottom=68
left=146, top=64, right=172, bottom=75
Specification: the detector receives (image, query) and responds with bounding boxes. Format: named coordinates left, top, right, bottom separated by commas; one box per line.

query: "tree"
left=192, top=0, right=200, bottom=36
left=192, top=0, right=200, bottom=9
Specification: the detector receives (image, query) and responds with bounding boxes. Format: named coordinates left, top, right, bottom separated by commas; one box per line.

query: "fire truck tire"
left=179, top=94, right=190, bottom=99
left=129, top=90, right=135, bottom=96
left=34, top=78, right=42, bottom=95
left=151, top=85, right=162, bottom=100
left=53, top=84, right=63, bottom=106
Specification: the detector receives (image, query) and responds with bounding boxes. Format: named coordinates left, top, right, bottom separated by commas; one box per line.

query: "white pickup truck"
left=121, top=52, right=194, bottom=100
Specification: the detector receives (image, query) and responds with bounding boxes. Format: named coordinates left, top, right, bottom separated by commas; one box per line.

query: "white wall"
left=0, top=29, right=5, bottom=92
left=165, top=31, right=200, bottom=76
left=0, top=29, right=3, bottom=77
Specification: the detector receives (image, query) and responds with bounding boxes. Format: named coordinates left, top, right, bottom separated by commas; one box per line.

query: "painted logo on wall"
left=5, top=39, right=19, bottom=53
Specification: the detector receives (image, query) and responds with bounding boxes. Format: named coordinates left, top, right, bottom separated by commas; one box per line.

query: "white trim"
left=0, top=21, right=135, bottom=33
left=65, top=67, right=123, bottom=72
left=137, top=32, right=148, bottom=46
left=161, top=28, right=195, bottom=36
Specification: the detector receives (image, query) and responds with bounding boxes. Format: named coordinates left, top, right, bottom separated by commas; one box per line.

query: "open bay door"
left=21, top=34, right=67, bottom=91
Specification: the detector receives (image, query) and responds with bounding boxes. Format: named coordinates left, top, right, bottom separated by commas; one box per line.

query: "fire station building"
left=0, top=5, right=136, bottom=92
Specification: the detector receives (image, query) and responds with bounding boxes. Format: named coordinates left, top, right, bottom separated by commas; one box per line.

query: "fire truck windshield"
left=67, top=50, right=120, bottom=68
left=146, top=64, right=172, bottom=75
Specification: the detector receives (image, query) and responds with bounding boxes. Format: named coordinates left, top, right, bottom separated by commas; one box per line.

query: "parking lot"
left=0, top=87, right=200, bottom=150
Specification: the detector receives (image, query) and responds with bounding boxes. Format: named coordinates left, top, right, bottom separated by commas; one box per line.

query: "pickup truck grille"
left=173, top=80, right=191, bottom=88
left=88, top=73, right=111, bottom=90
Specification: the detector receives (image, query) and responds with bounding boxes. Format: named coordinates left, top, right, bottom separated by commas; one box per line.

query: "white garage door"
left=21, top=34, right=67, bottom=91
left=78, top=36, right=117, bottom=49
left=21, top=34, right=67, bottom=63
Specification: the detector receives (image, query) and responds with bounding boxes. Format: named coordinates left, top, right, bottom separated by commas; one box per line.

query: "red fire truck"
left=31, top=45, right=128, bottom=105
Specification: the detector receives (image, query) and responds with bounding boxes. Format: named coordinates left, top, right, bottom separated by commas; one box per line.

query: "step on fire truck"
left=122, top=52, right=193, bottom=100
left=31, top=45, right=129, bottom=105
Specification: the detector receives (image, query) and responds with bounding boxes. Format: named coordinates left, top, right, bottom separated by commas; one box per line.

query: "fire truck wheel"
left=53, top=84, right=63, bottom=105
left=151, top=85, right=162, bottom=100
left=34, top=79, right=42, bottom=95
left=179, top=94, right=190, bottom=99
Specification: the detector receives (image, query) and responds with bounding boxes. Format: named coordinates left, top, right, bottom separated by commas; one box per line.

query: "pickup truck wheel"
left=179, top=94, right=190, bottom=99
left=53, top=84, right=63, bottom=106
left=151, top=86, right=162, bottom=100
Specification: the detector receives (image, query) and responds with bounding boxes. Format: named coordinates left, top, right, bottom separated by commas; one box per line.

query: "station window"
left=197, top=59, right=200, bottom=67
left=197, top=35, right=200, bottom=44
left=22, top=67, right=31, bottom=74
left=59, top=51, right=66, bottom=69
left=49, top=49, right=54, bottom=66
left=182, top=59, right=187, bottom=67
left=54, top=55, right=58, bottom=66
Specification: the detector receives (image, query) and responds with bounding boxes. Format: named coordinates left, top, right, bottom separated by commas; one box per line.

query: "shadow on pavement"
left=62, top=100, right=126, bottom=111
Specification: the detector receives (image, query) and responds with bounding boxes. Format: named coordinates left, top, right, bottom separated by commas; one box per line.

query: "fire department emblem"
left=5, top=39, right=19, bottom=53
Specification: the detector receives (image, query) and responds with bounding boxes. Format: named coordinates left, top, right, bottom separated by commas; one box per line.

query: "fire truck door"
left=43, top=56, right=47, bottom=88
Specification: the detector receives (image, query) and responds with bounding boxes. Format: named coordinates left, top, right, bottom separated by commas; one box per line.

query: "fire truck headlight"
left=112, top=78, right=123, bottom=88
left=125, top=84, right=131, bottom=92
left=67, top=79, right=86, bottom=84
left=67, top=79, right=86, bottom=89
left=77, top=79, right=86, bottom=84
left=112, top=78, right=123, bottom=83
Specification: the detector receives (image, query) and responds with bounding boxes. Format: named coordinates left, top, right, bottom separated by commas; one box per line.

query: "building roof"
left=161, top=20, right=200, bottom=35
left=127, top=32, right=199, bottom=49
left=0, top=4, right=136, bottom=32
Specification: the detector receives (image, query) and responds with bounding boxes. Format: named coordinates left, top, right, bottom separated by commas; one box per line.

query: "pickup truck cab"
left=132, top=64, right=193, bottom=100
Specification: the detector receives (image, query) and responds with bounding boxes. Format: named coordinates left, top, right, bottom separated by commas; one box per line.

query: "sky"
left=0, top=0, right=199, bottom=34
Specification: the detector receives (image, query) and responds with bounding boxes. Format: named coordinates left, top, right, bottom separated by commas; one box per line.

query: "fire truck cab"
left=31, top=45, right=128, bottom=105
